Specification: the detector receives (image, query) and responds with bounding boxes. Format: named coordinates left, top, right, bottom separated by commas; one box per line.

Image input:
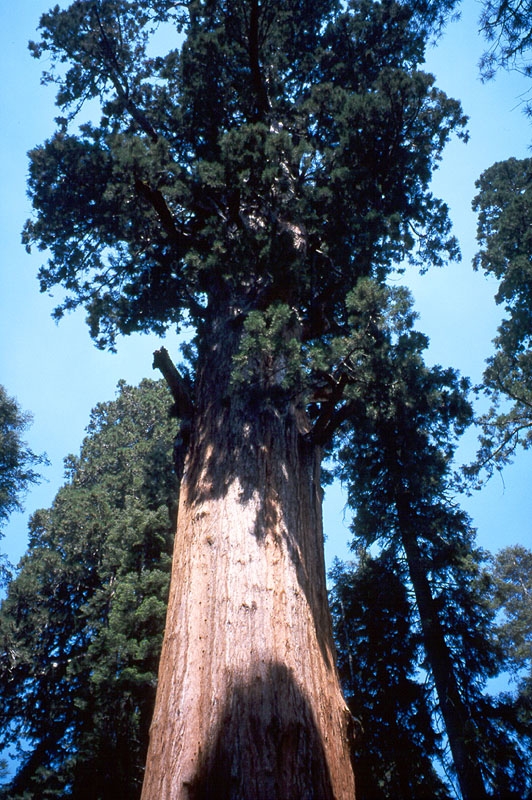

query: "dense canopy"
left=24, top=0, right=465, bottom=362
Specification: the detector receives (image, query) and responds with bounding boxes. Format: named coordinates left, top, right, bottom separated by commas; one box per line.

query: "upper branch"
left=309, top=374, right=349, bottom=445
left=93, top=5, right=159, bottom=142
left=153, top=347, right=194, bottom=419
left=134, top=179, right=183, bottom=244
left=247, top=0, right=271, bottom=120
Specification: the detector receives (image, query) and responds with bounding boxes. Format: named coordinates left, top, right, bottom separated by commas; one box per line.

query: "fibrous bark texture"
left=141, top=315, right=356, bottom=799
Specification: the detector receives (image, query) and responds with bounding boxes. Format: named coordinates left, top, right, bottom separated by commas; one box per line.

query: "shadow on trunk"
left=185, top=661, right=336, bottom=800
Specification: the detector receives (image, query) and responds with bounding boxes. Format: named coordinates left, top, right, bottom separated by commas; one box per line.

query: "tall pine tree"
left=0, top=380, right=178, bottom=799
left=331, top=280, right=532, bottom=798
left=329, top=551, right=452, bottom=800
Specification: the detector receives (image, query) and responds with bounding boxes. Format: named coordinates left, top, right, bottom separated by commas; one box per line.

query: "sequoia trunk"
left=141, top=313, right=356, bottom=799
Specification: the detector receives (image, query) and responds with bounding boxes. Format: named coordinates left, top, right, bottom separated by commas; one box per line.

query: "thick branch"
left=309, top=374, right=349, bottom=444
left=117, top=88, right=160, bottom=143
left=248, top=0, right=270, bottom=119
left=314, top=397, right=367, bottom=445
left=153, top=347, right=194, bottom=419
left=135, top=179, right=183, bottom=244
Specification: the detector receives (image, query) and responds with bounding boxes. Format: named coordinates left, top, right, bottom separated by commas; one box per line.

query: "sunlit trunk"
left=141, top=312, right=356, bottom=799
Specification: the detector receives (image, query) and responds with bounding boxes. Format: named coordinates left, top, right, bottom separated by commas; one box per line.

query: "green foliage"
left=468, top=158, right=532, bottom=477
left=231, top=303, right=302, bottom=398
left=329, top=552, right=452, bottom=800
left=23, top=0, right=465, bottom=358
left=0, top=386, right=46, bottom=587
left=0, top=386, right=45, bottom=532
left=0, top=380, right=178, bottom=799
left=490, top=543, right=532, bottom=737
left=491, top=545, right=532, bottom=670
left=328, top=288, right=532, bottom=798
left=482, top=546, right=532, bottom=797
left=479, top=0, right=532, bottom=83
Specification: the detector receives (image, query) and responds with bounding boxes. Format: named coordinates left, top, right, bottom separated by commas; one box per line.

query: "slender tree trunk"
left=396, top=496, right=488, bottom=800
left=142, top=312, right=356, bottom=800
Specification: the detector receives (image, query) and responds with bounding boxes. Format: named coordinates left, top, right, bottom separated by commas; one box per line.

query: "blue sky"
left=1, top=0, right=530, bottom=570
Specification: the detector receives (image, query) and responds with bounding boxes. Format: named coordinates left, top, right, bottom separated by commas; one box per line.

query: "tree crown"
left=24, top=0, right=465, bottom=357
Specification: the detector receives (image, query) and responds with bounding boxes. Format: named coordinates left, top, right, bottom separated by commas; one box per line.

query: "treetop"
left=24, top=0, right=466, bottom=350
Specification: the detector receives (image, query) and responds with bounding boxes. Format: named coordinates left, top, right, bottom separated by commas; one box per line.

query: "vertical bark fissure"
left=142, top=313, right=355, bottom=799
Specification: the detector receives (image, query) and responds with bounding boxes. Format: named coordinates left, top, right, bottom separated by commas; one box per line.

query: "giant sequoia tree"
left=24, top=1, right=465, bottom=796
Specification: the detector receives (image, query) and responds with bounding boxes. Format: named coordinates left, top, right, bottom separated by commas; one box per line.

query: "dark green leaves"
left=329, top=552, right=452, bottom=800
left=30, top=0, right=183, bottom=123
left=0, top=380, right=178, bottom=799
left=490, top=545, right=532, bottom=672
left=470, top=158, right=532, bottom=475
left=0, top=387, right=46, bottom=534
left=479, top=0, right=532, bottom=81
left=474, top=158, right=532, bottom=309
left=25, top=0, right=466, bottom=350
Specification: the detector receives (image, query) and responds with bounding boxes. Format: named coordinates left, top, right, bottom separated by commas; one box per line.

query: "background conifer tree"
left=329, top=551, right=452, bottom=800
left=489, top=545, right=532, bottom=758
left=0, top=379, right=178, bottom=799
left=329, top=282, right=532, bottom=798
left=0, top=387, right=45, bottom=532
left=0, top=386, right=46, bottom=586
left=469, top=157, right=532, bottom=477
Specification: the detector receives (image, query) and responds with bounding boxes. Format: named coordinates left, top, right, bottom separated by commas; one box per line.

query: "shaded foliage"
left=492, top=545, right=532, bottom=671
left=490, top=545, right=532, bottom=743
left=0, top=379, right=178, bottom=799
left=0, top=386, right=46, bottom=587
left=469, top=157, right=532, bottom=478
left=0, top=386, right=45, bottom=532
left=470, top=0, right=532, bottom=480
left=329, top=284, right=532, bottom=798
left=329, top=552, right=452, bottom=800
left=479, top=0, right=532, bottom=85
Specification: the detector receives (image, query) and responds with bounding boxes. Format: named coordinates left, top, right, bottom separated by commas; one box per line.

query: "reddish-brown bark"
left=142, top=314, right=356, bottom=799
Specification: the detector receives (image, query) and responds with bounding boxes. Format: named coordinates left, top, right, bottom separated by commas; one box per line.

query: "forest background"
left=1, top=0, right=530, bottom=573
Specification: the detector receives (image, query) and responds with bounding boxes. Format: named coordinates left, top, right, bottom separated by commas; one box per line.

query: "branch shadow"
left=180, top=318, right=336, bottom=666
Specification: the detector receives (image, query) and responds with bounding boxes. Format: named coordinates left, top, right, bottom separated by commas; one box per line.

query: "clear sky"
left=1, top=0, right=530, bottom=572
